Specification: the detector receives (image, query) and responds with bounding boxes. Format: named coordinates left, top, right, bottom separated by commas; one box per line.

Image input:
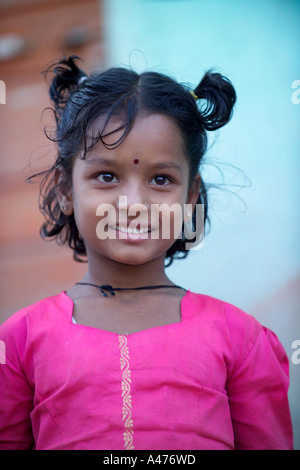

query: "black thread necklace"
left=75, top=282, right=187, bottom=297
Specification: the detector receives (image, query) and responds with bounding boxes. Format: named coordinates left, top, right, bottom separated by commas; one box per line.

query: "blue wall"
left=103, top=0, right=300, bottom=446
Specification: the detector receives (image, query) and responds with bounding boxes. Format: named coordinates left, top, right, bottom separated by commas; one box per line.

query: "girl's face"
left=61, top=113, right=200, bottom=267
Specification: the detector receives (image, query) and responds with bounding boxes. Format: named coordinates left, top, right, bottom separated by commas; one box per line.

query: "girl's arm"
left=0, top=356, right=34, bottom=449
left=0, top=314, right=34, bottom=450
left=227, top=326, right=293, bottom=450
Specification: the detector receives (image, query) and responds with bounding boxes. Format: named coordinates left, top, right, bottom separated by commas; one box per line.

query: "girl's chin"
left=89, top=242, right=171, bottom=267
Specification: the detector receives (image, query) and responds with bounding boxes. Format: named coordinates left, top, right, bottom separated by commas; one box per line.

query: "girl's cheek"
left=156, top=205, right=184, bottom=241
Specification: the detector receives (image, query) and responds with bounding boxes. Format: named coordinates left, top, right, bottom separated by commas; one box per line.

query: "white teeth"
left=114, top=226, right=150, bottom=234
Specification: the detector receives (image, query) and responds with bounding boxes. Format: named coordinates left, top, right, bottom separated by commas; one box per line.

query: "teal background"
left=103, top=0, right=300, bottom=447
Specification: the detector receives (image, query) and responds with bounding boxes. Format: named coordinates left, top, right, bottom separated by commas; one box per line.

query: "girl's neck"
left=81, top=253, right=173, bottom=288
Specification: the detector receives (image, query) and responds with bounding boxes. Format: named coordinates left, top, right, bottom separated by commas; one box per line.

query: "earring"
left=183, top=219, right=194, bottom=241
left=183, top=207, right=194, bottom=240
left=184, top=209, right=193, bottom=222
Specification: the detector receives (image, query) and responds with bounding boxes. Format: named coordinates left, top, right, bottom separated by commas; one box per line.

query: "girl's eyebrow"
left=150, top=162, right=183, bottom=174
left=84, top=157, right=113, bottom=166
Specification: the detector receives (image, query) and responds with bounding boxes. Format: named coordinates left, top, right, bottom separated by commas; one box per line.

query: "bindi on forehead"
left=133, top=158, right=139, bottom=165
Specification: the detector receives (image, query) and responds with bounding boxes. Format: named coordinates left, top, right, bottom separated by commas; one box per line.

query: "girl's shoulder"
left=186, top=289, right=261, bottom=333
left=0, top=292, right=71, bottom=369
left=186, top=290, right=287, bottom=371
left=0, top=292, right=71, bottom=337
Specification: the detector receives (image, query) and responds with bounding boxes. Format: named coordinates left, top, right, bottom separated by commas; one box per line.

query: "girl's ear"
left=188, top=173, right=201, bottom=206
left=185, top=173, right=201, bottom=218
left=54, top=167, right=74, bottom=215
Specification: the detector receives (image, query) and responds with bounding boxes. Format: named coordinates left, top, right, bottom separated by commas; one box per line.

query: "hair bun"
left=193, top=70, right=236, bottom=131
left=44, top=55, right=86, bottom=117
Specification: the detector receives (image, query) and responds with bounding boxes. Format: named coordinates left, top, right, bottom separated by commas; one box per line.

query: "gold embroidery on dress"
left=118, top=335, right=134, bottom=450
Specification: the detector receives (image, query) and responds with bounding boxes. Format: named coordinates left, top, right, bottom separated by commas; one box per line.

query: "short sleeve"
left=0, top=312, right=34, bottom=450
left=227, top=326, right=293, bottom=450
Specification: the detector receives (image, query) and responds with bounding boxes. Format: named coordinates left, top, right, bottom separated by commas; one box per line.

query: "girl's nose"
left=116, top=183, right=150, bottom=229
left=116, top=183, right=149, bottom=212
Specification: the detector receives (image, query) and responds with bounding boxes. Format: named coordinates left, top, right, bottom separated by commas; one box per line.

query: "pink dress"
left=0, top=290, right=293, bottom=450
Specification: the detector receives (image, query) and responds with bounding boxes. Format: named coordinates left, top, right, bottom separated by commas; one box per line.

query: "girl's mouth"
left=113, top=225, right=152, bottom=235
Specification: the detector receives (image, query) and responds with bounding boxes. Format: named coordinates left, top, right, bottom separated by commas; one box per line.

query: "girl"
left=0, top=56, right=293, bottom=450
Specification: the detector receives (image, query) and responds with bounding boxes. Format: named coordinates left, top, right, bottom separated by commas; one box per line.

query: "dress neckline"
left=62, top=289, right=190, bottom=337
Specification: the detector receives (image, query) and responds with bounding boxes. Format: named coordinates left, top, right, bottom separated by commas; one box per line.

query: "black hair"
left=30, top=55, right=236, bottom=266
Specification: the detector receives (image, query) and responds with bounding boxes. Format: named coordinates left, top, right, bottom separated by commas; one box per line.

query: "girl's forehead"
left=75, top=113, right=190, bottom=176
left=88, top=113, right=186, bottom=155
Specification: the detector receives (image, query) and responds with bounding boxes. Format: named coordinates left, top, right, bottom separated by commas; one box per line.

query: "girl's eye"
left=150, top=175, right=171, bottom=186
left=97, top=172, right=118, bottom=183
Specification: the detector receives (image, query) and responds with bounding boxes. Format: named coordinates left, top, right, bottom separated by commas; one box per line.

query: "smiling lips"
left=112, top=225, right=152, bottom=235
